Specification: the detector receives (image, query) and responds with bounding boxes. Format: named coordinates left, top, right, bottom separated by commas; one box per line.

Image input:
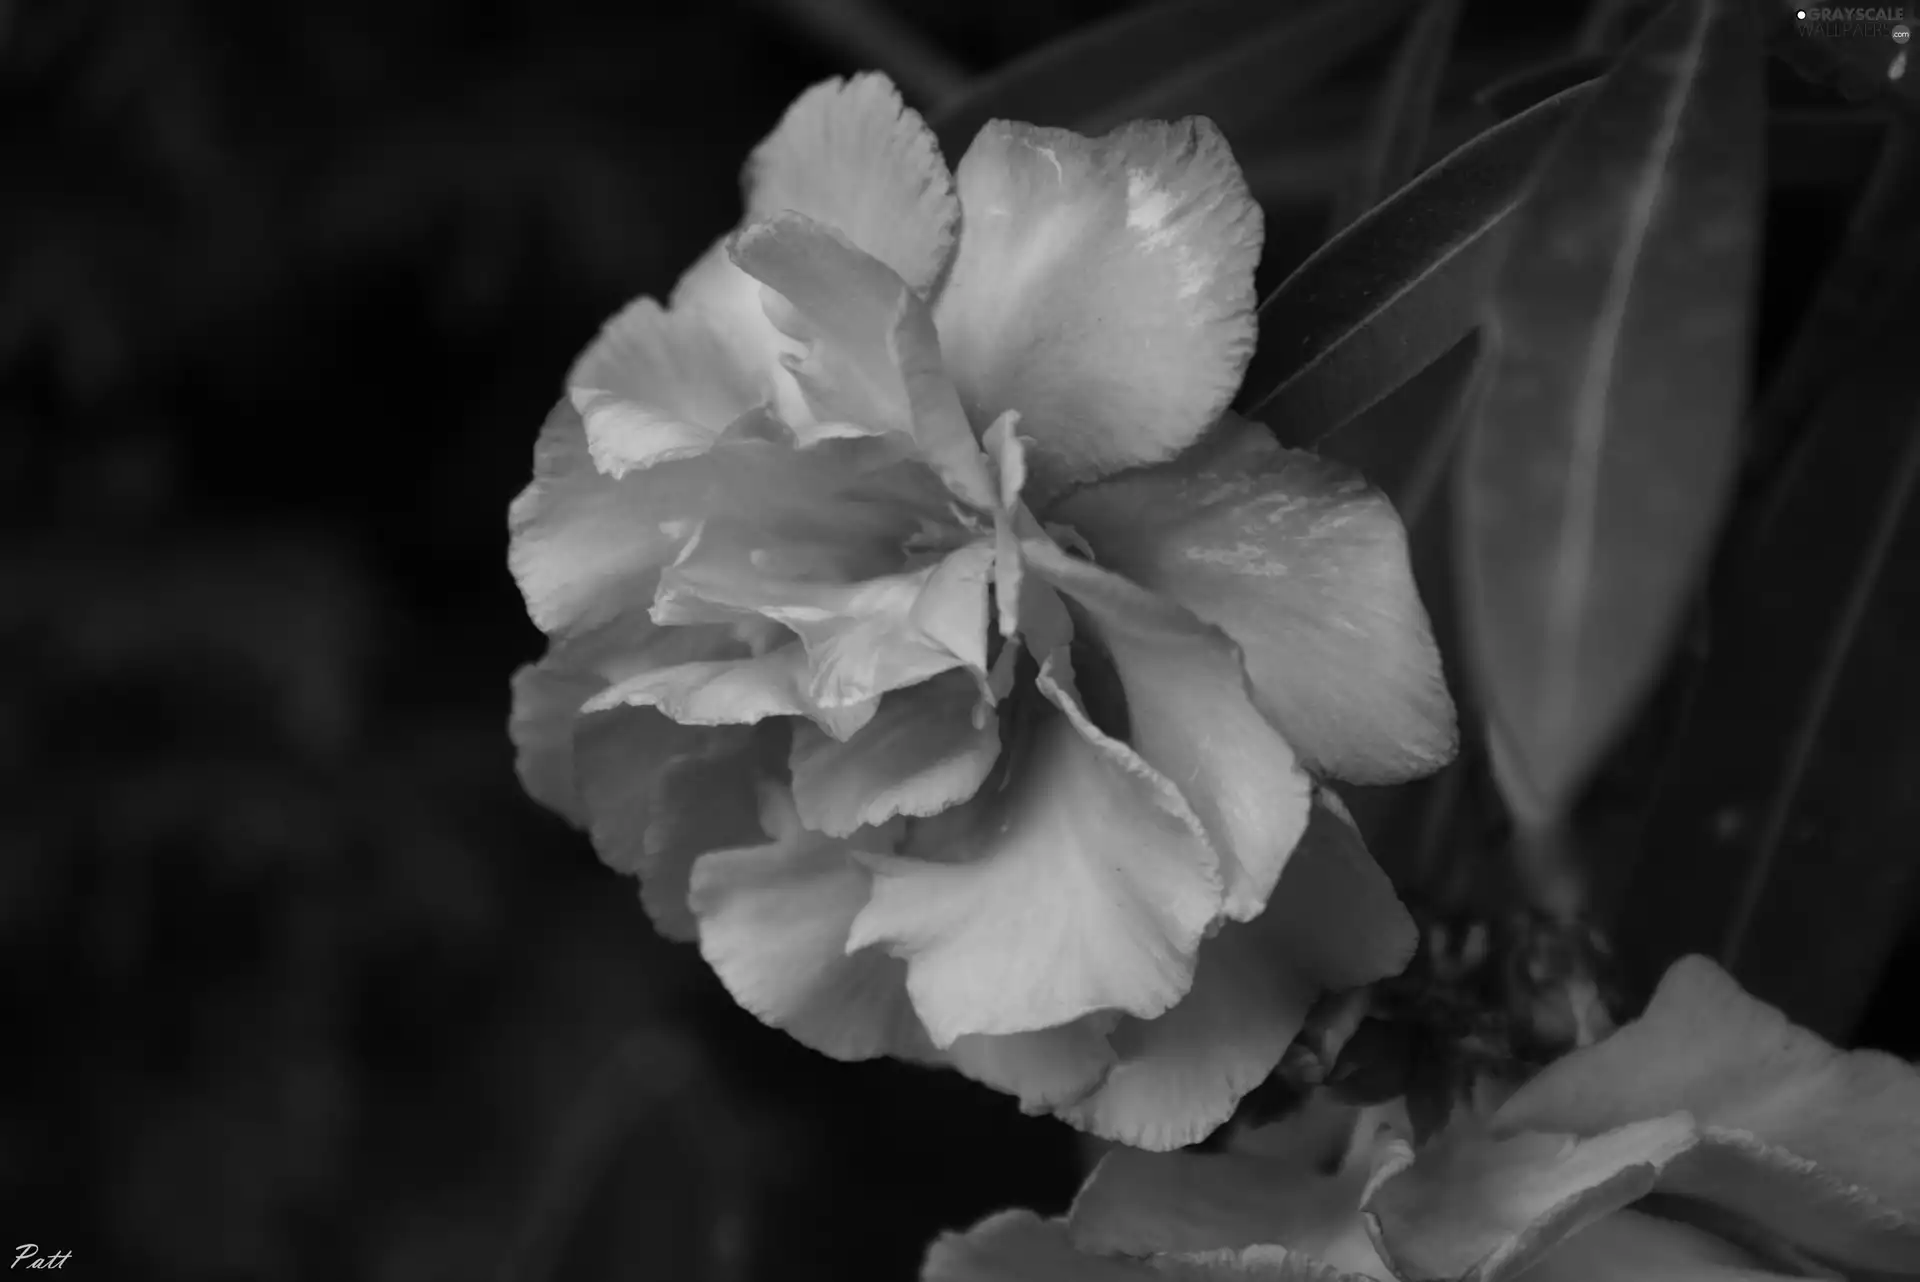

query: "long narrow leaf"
left=1241, top=81, right=1595, bottom=443
left=1615, top=237, right=1920, bottom=1041
left=1331, top=0, right=1465, bottom=231
left=928, top=0, right=1404, bottom=158
left=1455, top=0, right=1763, bottom=832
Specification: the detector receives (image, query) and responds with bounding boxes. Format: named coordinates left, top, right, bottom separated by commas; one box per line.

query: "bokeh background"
left=3, top=1, right=1916, bottom=1279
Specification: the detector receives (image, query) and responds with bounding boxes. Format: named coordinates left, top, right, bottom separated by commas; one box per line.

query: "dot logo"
left=1895, top=21, right=1912, bottom=41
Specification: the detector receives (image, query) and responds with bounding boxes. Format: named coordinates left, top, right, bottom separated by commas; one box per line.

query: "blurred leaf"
left=1330, top=0, right=1464, bottom=232
left=929, top=0, right=1407, bottom=155
left=1454, top=0, right=1763, bottom=832
left=1240, top=81, right=1595, bottom=442
left=1614, top=227, right=1920, bottom=1041
left=1473, top=54, right=1612, bottom=121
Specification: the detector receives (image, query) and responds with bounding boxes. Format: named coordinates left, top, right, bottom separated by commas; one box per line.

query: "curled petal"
left=1518, top=1210, right=1802, bottom=1281
left=947, top=1020, right=1118, bottom=1114
left=936, top=119, right=1261, bottom=488
left=1060, top=799, right=1416, bottom=1151
left=744, top=72, right=957, bottom=295
left=847, top=654, right=1223, bottom=1045
left=573, top=708, right=772, bottom=941
left=1055, top=420, right=1455, bottom=784
left=790, top=670, right=1000, bottom=837
left=566, top=298, right=763, bottom=477
left=508, top=400, right=684, bottom=636
left=657, top=534, right=996, bottom=711
left=1362, top=1116, right=1701, bottom=1282
left=1027, top=540, right=1311, bottom=920
left=1495, top=954, right=1920, bottom=1272
left=584, top=642, right=876, bottom=741
left=730, top=213, right=994, bottom=507
left=688, top=785, right=934, bottom=1062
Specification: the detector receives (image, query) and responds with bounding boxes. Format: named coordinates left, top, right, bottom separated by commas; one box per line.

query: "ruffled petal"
left=729, top=212, right=994, bottom=507
left=583, top=642, right=876, bottom=741
left=669, top=236, right=805, bottom=421
left=688, top=783, right=934, bottom=1062
left=935, top=119, right=1261, bottom=489
left=1055, top=419, right=1455, bottom=783
left=508, top=400, right=685, bottom=636
left=1362, top=1117, right=1701, bottom=1282
left=790, top=670, right=999, bottom=837
left=744, top=73, right=957, bottom=295
left=572, top=707, right=772, bottom=941
left=1059, top=799, right=1416, bottom=1151
left=1069, top=1098, right=1404, bottom=1278
left=847, top=653, right=1223, bottom=1045
left=1027, top=540, right=1311, bottom=920
left=1494, top=954, right=1920, bottom=1272
left=1520, top=1211, right=1800, bottom=1281
left=656, top=531, right=996, bottom=712
left=509, top=612, right=743, bottom=824
left=566, top=297, right=763, bottom=478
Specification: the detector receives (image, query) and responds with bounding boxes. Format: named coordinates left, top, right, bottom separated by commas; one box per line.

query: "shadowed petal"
left=573, top=707, right=772, bottom=941
left=1060, top=799, right=1416, bottom=1151
left=1520, top=1211, right=1803, bottom=1281
left=1494, top=954, right=1920, bottom=1272
left=790, top=670, right=1000, bottom=836
left=847, top=653, right=1223, bottom=1045
left=1028, top=540, right=1311, bottom=920
left=584, top=642, right=876, bottom=741
left=730, top=213, right=994, bottom=507
left=567, top=297, right=763, bottom=478
left=947, top=1019, right=1119, bottom=1114
left=936, top=119, right=1261, bottom=489
left=1054, top=419, right=1454, bottom=783
left=924, top=1211, right=1155, bottom=1282
left=689, top=784, right=934, bottom=1062
left=656, top=532, right=996, bottom=712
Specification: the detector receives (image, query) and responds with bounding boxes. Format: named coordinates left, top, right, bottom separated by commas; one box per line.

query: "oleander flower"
left=926, top=957, right=1920, bottom=1280
left=508, top=73, right=1456, bottom=1148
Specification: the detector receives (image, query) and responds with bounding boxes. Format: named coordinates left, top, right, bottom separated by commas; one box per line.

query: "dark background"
left=2, top=1, right=1915, bottom=1279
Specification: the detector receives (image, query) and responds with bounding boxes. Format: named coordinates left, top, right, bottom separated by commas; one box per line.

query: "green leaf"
left=929, top=0, right=1407, bottom=159
left=1453, top=0, right=1763, bottom=831
left=1239, top=81, right=1594, bottom=443
left=1329, top=0, right=1465, bottom=232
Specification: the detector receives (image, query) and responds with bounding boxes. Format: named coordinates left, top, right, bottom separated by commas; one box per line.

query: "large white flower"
left=508, top=73, right=1456, bottom=1149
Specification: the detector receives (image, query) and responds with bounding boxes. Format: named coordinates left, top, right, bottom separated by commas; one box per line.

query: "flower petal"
left=935, top=118, right=1261, bottom=488
left=566, top=297, right=763, bottom=478
left=1054, top=419, right=1455, bottom=783
left=1362, top=1116, right=1701, bottom=1282
left=729, top=212, right=993, bottom=507
left=744, top=73, right=957, bottom=295
left=1073, top=1145, right=1392, bottom=1277
left=847, top=653, right=1223, bottom=1044
left=668, top=236, right=805, bottom=421
left=923, top=1211, right=1155, bottom=1282
left=688, top=783, right=934, bottom=1062
left=508, top=400, right=685, bottom=636
left=572, top=707, right=772, bottom=941
left=1028, top=540, right=1311, bottom=920
left=1495, top=954, right=1920, bottom=1272
left=1519, top=1210, right=1803, bottom=1282
left=790, top=670, right=1000, bottom=837
left=946, top=1020, right=1118, bottom=1114
left=509, top=610, right=739, bottom=823
left=1059, top=798, right=1414, bottom=1152
left=583, top=642, right=876, bottom=741
left=656, top=532, right=996, bottom=711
